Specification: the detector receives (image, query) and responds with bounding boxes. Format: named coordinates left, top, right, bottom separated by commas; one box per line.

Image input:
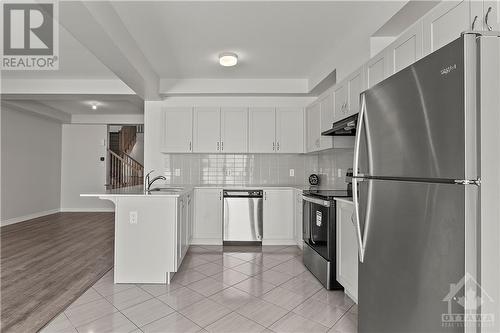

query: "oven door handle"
left=302, top=195, right=331, bottom=207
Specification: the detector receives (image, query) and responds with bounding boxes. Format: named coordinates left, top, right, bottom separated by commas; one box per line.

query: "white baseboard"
left=262, top=239, right=297, bottom=246
left=1, top=209, right=60, bottom=227
left=59, top=208, right=115, bottom=212
left=191, top=238, right=223, bottom=245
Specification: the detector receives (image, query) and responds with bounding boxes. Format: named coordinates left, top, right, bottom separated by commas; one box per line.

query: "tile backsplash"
left=160, top=149, right=353, bottom=188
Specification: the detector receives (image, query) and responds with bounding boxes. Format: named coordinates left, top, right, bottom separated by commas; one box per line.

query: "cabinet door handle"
left=273, top=142, right=275, bottom=151
left=472, top=15, right=478, bottom=30
left=485, top=7, right=493, bottom=31
left=277, top=142, right=280, bottom=151
left=217, top=142, right=220, bottom=151
left=221, top=141, right=224, bottom=151
left=189, top=141, right=192, bottom=151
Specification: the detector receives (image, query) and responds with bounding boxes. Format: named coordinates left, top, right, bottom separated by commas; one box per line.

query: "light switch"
left=129, top=211, right=138, bottom=224
left=289, top=169, right=295, bottom=177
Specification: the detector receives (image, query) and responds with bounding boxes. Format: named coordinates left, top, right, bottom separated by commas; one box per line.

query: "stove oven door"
left=303, top=195, right=332, bottom=261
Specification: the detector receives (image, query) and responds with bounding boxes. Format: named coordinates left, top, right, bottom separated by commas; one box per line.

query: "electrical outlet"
left=129, top=211, right=138, bottom=224
left=289, top=169, right=295, bottom=177
left=175, top=169, right=181, bottom=176
left=226, top=169, right=231, bottom=176
left=338, top=168, right=343, bottom=177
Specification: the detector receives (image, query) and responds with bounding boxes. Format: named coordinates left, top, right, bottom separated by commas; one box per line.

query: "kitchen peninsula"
left=82, top=186, right=194, bottom=284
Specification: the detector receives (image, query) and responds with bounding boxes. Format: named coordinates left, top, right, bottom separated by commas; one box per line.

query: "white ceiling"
left=112, top=1, right=406, bottom=79
left=2, top=94, right=144, bottom=115
left=2, top=1, right=407, bottom=82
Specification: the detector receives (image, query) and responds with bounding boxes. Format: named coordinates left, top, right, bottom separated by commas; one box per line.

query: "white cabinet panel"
left=333, top=84, right=348, bottom=122
left=423, top=1, right=469, bottom=56
left=295, top=189, right=303, bottom=249
left=390, top=22, right=423, bottom=74
left=161, top=107, right=193, bottom=153
left=306, top=102, right=321, bottom=152
left=276, top=107, right=304, bottom=153
left=366, top=50, right=390, bottom=88
left=193, top=107, right=221, bottom=153
left=336, top=200, right=358, bottom=303
left=221, top=107, right=248, bottom=153
left=193, top=188, right=222, bottom=244
left=483, top=1, right=500, bottom=31
left=249, top=107, right=276, bottom=153
left=263, top=190, right=294, bottom=243
left=319, top=93, right=334, bottom=150
left=347, top=69, right=365, bottom=118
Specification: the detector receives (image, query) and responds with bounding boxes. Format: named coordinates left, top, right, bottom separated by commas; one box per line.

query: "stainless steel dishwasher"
left=223, top=190, right=263, bottom=245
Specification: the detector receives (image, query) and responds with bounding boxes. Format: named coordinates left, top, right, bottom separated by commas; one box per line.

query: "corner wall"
left=60, top=124, right=114, bottom=211
left=1, top=106, right=62, bottom=225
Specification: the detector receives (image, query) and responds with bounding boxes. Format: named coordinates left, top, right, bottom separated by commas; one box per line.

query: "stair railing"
left=107, top=149, right=144, bottom=189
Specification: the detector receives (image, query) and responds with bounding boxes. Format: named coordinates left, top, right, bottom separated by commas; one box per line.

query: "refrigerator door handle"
left=353, top=178, right=366, bottom=262
left=353, top=93, right=367, bottom=262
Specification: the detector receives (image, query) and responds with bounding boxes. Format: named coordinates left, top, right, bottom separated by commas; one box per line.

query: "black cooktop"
left=303, top=188, right=351, bottom=200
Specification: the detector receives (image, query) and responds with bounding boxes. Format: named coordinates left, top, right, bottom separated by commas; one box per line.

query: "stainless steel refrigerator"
left=353, top=32, right=500, bottom=332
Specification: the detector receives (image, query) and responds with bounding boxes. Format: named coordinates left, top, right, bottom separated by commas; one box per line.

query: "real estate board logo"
left=1, top=1, right=59, bottom=70
left=441, top=272, right=495, bottom=328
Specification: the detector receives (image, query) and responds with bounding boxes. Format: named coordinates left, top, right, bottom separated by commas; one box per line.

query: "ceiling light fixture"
left=219, top=52, right=238, bottom=67
left=91, top=104, right=98, bottom=110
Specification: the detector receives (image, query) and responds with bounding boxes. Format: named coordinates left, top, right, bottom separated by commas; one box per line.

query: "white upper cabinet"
left=319, top=92, right=334, bottom=150
left=306, top=102, right=321, bottom=152
left=333, top=83, right=348, bottom=122
left=276, top=107, right=304, bottom=153
left=161, top=107, right=193, bottom=153
left=263, top=189, right=294, bottom=243
left=193, top=107, right=221, bottom=153
left=347, top=68, right=366, bottom=118
left=220, top=107, right=248, bottom=153
left=423, top=1, right=470, bottom=56
left=366, top=50, right=390, bottom=88
left=249, top=107, right=276, bottom=153
left=389, top=21, right=423, bottom=74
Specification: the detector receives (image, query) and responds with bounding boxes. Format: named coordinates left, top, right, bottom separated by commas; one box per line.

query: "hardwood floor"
left=0, top=212, right=114, bottom=332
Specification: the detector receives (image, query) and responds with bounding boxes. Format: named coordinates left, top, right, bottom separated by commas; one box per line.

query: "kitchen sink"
left=148, top=187, right=184, bottom=192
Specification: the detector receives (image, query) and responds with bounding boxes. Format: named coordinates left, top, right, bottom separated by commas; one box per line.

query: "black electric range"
left=302, top=188, right=352, bottom=290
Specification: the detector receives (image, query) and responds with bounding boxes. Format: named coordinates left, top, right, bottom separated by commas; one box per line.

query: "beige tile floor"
left=41, top=245, right=357, bottom=333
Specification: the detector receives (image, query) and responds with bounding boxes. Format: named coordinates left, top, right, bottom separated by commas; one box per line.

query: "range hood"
left=321, top=113, right=358, bottom=136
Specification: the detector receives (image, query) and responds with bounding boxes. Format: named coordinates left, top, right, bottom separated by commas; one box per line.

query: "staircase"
left=107, top=125, right=144, bottom=189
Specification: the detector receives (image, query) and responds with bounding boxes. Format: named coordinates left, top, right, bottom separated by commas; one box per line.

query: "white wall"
left=128, top=132, right=144, bottom=165
left=1, top=106, right=62, bottom=225
left=60, top=124, right=113, bottom=211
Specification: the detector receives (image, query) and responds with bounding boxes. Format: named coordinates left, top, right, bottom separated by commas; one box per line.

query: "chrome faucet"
left=144, top=170, right=166, bottom=192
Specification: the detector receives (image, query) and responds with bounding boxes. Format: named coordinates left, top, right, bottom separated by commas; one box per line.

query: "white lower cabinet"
left=193, top=188, right=223, bottom=244
left=295, top=189, right=303, bottom=249
left=336, top=200, right=358, bottom=303
left=263, top=189, right=295, bottom=244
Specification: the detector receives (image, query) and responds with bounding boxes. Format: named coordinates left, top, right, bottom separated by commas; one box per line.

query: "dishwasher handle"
left=223, top=190, right=263, bottom=198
